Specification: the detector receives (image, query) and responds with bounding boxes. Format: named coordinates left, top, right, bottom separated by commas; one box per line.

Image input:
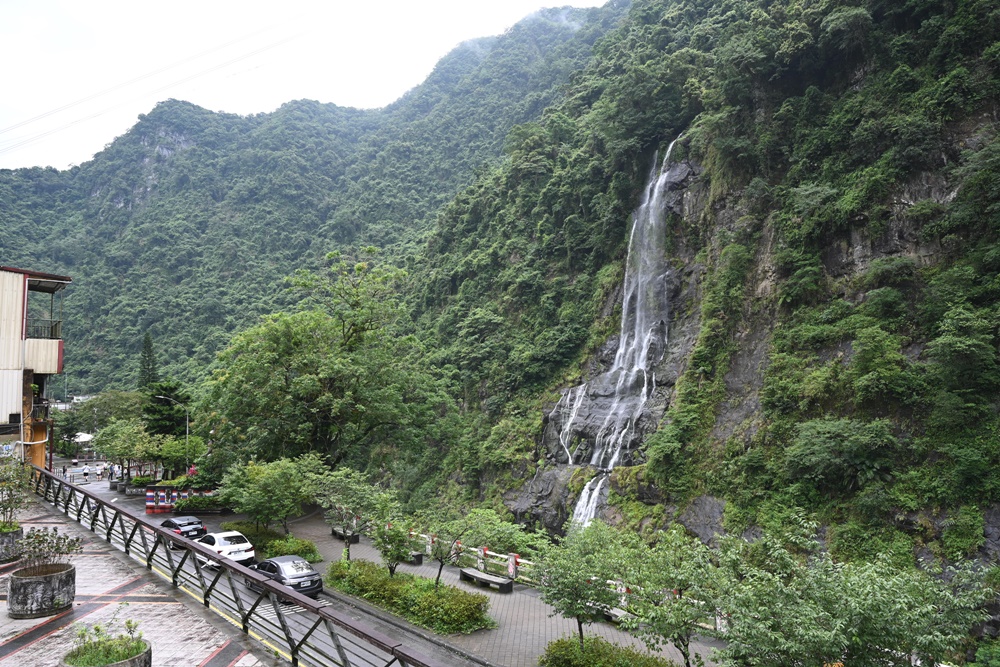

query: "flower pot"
left=7, top=563, right=76, bottom=618
left=0, top=526, right=23, bottom=563
left=60, top=639, right=151, bottom=667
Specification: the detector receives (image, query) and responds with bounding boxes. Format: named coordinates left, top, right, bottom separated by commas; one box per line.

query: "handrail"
left=28, top=466, right=449, bottom=667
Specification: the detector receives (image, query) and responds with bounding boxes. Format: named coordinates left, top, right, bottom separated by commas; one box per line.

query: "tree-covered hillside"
left=405, top=0, right=1000, bottom=562
left=0, top=4, right=625, bottom=393
left=7, top=0, right=1000, bottom=574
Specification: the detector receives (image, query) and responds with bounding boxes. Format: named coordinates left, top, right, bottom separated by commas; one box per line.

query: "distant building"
left=0, top=266, right=72, bottom=468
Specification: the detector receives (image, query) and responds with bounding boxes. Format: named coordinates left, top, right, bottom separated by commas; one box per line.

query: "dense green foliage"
left=539, top=637, right=677, bottom=667
left=324, top=558, right=493, bottom=634
left=5, top=4, right=1000, bottom=656
left=0, top=5, right=624, bottom=395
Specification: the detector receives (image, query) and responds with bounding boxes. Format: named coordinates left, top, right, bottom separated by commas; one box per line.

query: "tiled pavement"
left=0, top=498, right=275, bottom=667
left=288, top=510, right=724, bottom=667
left=18, top=464, right=723, bottom=667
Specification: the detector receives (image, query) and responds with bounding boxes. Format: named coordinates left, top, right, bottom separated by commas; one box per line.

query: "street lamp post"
left=154, top=395, right=190, bottom=472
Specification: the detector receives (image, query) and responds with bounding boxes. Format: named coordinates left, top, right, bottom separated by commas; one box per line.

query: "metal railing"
left=29, top=466, right=447, bottom=667
left=26, top=318, right=61, bottom=339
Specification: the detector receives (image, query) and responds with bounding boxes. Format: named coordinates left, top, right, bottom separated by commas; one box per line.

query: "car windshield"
left=220, top=535, right=248, bottom=546
left=280, top=560, right=313, bottom=574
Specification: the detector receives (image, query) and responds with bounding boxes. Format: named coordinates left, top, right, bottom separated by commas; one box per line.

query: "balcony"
left=32, top=400, right=50, bottom=421
left=26, top=318, right=62, bottom=340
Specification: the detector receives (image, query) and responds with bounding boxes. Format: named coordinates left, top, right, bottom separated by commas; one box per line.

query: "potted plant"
left=61, top=603, right=150, bottom=667
left=7, top=527, right=83, bottom=618
left=0, top=458, right=31, bottom=562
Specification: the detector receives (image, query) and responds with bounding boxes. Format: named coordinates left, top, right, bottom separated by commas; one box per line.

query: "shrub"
left=0, top=458, right=31, bottom=532
left=539, top=636, right=677, bottom=667
left=16, top=528, right=83, bottom=575
left=324, top=559, right=492, bottom=634
left=129, top=476, right=154, bottom=487
left=65, top=604, right=145, bottom=667
left=941, top=505, right=985, bottom=560
left=218, top=521, right=283, bottom=550
left=261, top=536, right=322, bottom=563
left=173, top=496, right=228, bottom=513
left=785, top=418, right=897, bottom=494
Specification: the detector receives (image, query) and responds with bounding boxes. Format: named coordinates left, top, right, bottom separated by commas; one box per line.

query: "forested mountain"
left=6, top=0, right=1000, bottom=579
left=0, top=4, right=624, bottom=392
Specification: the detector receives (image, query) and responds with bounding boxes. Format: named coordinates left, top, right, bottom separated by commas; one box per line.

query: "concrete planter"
left=60, top=639, right=151, bottom=667
left=0, top=527, right=23, bottom=563
left=124, top=485, right=146, bottom=496
left=7, top=563, right=76, bottom=618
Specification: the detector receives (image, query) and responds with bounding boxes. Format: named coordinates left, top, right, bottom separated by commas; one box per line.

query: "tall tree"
left=143, top=379, right=190, bottom=437
left=538, top=520, right=635, bottom=649
left=310, top=467, right=392, bottom=561
left=138, top=332, right=159, bottom=389
left=204, top=250, right=456, bottom=469
left=623, top=526, right=717, bottom=667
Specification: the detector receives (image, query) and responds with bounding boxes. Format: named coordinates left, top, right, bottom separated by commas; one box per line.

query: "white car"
left=196, top=531, right=255, bottom=567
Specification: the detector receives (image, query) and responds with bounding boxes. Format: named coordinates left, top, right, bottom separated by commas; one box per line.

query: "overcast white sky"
left=0, top=0, right=605, bottom=170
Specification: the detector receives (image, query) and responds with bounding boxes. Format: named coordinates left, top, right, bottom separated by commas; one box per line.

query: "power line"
left=0, top=33, right=300, bottom=158
left=0, top=27, right=280, bottom=137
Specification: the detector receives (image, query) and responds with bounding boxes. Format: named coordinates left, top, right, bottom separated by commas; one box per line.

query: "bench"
left=459, top=568, right=513, bottom=593
left=408, top=551, right=424, bottom=566
left=330, top=526, right=360, bottom=544
left=603, top=607, right=632, bottom=624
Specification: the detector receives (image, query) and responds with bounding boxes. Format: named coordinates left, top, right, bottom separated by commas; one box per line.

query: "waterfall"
left=561, top=138, right=685, bottom=526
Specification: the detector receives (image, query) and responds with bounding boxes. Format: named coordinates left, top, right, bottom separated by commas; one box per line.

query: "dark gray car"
left=245, top=555, right=323, bottom=599
left=161, top=516, right=207, bottom=549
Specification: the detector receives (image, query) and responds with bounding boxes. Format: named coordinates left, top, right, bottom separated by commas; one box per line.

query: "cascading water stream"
left=558, top=138, right=685, bottom=526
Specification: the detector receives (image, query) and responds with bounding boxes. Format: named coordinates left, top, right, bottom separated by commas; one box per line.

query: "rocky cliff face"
left=508, top=118, right=1000, bottom=545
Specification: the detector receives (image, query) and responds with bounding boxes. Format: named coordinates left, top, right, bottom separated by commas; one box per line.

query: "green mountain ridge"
left=0, top=3, right=623, bottom=392
left=5, top=0, right=1000, bottom=572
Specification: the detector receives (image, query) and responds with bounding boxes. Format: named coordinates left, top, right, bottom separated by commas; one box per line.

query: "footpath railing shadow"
left=29, top=466, right=446, bottom=667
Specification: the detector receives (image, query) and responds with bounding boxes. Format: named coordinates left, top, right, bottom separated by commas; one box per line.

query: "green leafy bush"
left=261, top=536, right=322, bottom=563
left=65, top=605, right=145, bottom=667
left=785, top=418, right=897, bottom=494
left=218, top=521, right=283, bottom=550
left=172, top=495, right=228, bottom=513
left=128, top=476, right=154, bottom=487
left=941, top=505, right=985, bottom=560
left=324, top=559, right=492, bottom=634
left=539, top=637, right=677, bottom=667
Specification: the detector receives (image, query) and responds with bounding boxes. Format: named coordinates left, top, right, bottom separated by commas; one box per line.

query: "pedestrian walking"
left=62, top=465, right=67, bottom=479
left=96, top=463, right=105, bottom=481
left=82, top=464, right=90, bottom=483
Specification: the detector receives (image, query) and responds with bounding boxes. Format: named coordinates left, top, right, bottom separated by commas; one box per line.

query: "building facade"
left=0, top=266, right=71, bottom=469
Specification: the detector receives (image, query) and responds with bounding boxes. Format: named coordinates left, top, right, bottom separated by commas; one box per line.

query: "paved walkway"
left=0, top=497, right=278, bottom=667
left=33, top=461, right=723, bottom=666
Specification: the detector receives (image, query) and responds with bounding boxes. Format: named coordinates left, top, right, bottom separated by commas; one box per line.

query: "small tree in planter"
left=0, top=458, right=31, bottom=561
left=63, top=603, right=150, bottom=667
left=371, top=496, right=414, bottom=577
left=311, top=467, right=390, bottom=561
left=8, top=527, right=83, bottom=618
